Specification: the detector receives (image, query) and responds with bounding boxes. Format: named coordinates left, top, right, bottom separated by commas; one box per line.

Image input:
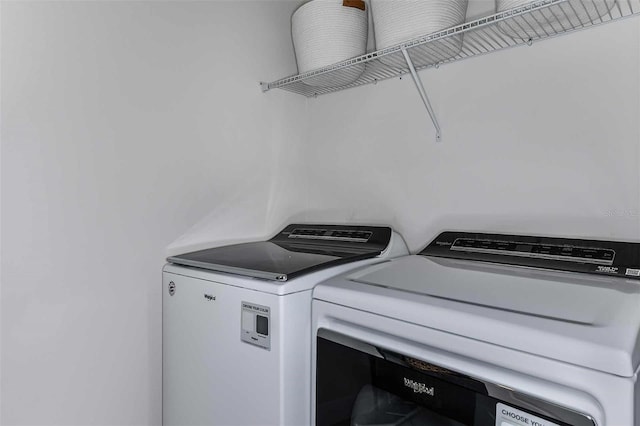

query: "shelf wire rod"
left=505, top=17, right=534, bottom=40
left=426, top=40, right=455, bottom=62
left=478, top=32, right=500, bottom=51
left=380, top=66, right=402, bottom=79
left=543, top=7, right=570, bottom=32
left=367, top=69, right=395, bottom=83
left=368, top=58, right=391, bottom=72
left=614, top=0, right=623, bottom=17
left=518, top=13, right=547, bottom=37
left=472, top=29, right=495, bottom=49
left=469, top=31, right=495, bottom=51
left=465, top=35, right=491, bottom=54
left=486, top=25, right=513, bottom=47
left=558, top=2, right=583, bottom=28
left=485, top=26, right=508, bottom=46
left=410, top=46, right=441, bottom=66
left=507, top=16, right=536, bottom=40
left=566, top=2, right=588, bottom=26
left=369, top=67, right=393, bottom=80
left=457, top=37, right=481, bottom=57
left=448, top=35, right=476, bottom=57
left=457, top=43, right=476, bottom=58
left=439, top=37, right=468, bottom=57
left=460, top=34, right=486, bottom=55
left=422, top=42, right=452, bottom=63
left=539, top=8, right=565, bottom=33
left=588, top=0, right=606, bottom=23
left=475, top=29, right=502, bottom=50
left=627, top=0, right=634, bottom=14
left=418, top=42, right=453, bottom=64
left=602, top=0, right=615, bottom=21
left=401, top=48, right=441, bottom=142
left=576, top=0, right=596, bottom=24
left=452, top=45, right=472, bottom=60
left=528, top=11, right=553, bottom=36
left=379, top=56, right=408, bottom=74
left=554, top=3, right=574, bottom=26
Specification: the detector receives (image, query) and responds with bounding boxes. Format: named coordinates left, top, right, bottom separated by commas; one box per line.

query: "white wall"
left=1, top=1, right=304, bottom=425
left=302, top=8, right=640, bottom=252
left=3, top=1, right=640, bottom=425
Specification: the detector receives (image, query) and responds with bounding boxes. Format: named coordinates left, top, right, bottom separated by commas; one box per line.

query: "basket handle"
left=343, top=0, right=365, bottom=11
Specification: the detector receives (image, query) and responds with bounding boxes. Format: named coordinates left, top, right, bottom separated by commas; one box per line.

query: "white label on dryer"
left=496, top=403, right=560, bottom=426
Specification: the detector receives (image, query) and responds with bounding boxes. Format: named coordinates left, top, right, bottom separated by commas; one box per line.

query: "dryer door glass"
left=315, top=333, right=595, bottom=426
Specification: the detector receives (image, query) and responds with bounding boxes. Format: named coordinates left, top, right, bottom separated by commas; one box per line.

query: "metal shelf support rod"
left=401, top=48, right=442, bottom=142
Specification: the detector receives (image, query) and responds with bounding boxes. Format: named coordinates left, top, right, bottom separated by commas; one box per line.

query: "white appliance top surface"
left=313, top=255, right=640, bottom=376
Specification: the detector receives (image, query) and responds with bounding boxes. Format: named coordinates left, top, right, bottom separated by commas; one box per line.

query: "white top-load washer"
left=162, top=224, right=408, bottom=426
left=312, top=231, right=640, bottom=426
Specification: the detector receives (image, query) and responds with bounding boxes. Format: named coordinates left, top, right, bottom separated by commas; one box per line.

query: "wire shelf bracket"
left=262, top=0, right=640, bottom=142
left=401, top=48, right=442, bottom=142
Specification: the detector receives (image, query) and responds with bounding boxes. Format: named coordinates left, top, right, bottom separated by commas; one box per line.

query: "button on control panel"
left=288, top=228, right=372, bottom=243
left=451, top=238, right=615, bottom=265
left=423, top=231, right=640, bottom=280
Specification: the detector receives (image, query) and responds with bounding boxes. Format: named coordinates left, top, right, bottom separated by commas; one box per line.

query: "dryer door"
left=315, top=331, right=595, bottom=426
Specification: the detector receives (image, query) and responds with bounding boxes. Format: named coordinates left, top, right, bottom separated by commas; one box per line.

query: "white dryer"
left=312, top=231, right=640, bottom=426
left=162, top=224, right=408, bottom=426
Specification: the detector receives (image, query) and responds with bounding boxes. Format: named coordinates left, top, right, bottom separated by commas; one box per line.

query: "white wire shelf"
left=262, top=0, right=640, bottom=98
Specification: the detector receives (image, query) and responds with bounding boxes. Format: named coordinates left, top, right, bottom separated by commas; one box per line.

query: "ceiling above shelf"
left=262, top=0, right=640, bottom=98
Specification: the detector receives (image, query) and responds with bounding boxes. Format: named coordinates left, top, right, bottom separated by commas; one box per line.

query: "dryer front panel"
left=315, top=330, right=595, bottom=426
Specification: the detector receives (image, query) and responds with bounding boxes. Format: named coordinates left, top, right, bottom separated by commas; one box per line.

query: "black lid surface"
left=168, top=224, right=392, bottom=281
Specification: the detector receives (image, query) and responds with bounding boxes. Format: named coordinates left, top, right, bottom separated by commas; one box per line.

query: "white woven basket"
left=292, top=0, right=368, bottom=88
left=371, top=0, right=468, bottom=67
left=497, top=0, right=616, bottom=39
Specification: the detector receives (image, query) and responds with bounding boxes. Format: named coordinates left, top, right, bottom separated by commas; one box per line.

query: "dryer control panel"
left=422, top=232, right=640, bottom=280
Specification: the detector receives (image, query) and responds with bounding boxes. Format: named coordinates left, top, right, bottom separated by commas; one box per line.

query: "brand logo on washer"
left=168, top=281, right=175, bottom=296
left=204, top=294, right=216, bottom=301
left=597, top=266, right=618, bottom=274
left=403, top=378, right=434, bottom=396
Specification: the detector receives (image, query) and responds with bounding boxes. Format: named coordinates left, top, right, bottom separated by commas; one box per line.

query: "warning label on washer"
left=240, top=301, right=270, bottom=350
left=626, top=268, right=640, bottom=277
left=496, top=403, right=560, bottom=426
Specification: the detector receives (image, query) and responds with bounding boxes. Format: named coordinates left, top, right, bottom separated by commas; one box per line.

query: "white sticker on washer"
left=496, top=403, right=560, bottom=426
left=626, top=268, right=640, bottom=277
left=240, top=301, right=270, bottom=350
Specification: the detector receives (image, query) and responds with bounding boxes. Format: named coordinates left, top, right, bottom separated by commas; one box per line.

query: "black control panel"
left=273, top=224, right=391, bottom=251
left=168, top=224, right=393, bottom=281
left=288, top=227, right=373, bottom=243
left=422, top=231, right=640, bottom=280
left=451, top=238, right=615, bottom=265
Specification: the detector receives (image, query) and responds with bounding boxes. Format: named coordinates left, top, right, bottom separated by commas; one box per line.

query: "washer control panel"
left=272, top=224, right=392, bottom=251
left=241, top=302, right=270, bottom=350
left=423, top=231, right=640, bottom=280
left=451, top=238, right=615, bottom=265
left=288, top=227, right=373, bottom=243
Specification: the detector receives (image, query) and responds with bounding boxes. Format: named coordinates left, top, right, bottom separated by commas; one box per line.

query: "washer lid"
left=316, top=254, right=640, bottom=376
left=167, top=224, right=392, bottom=281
